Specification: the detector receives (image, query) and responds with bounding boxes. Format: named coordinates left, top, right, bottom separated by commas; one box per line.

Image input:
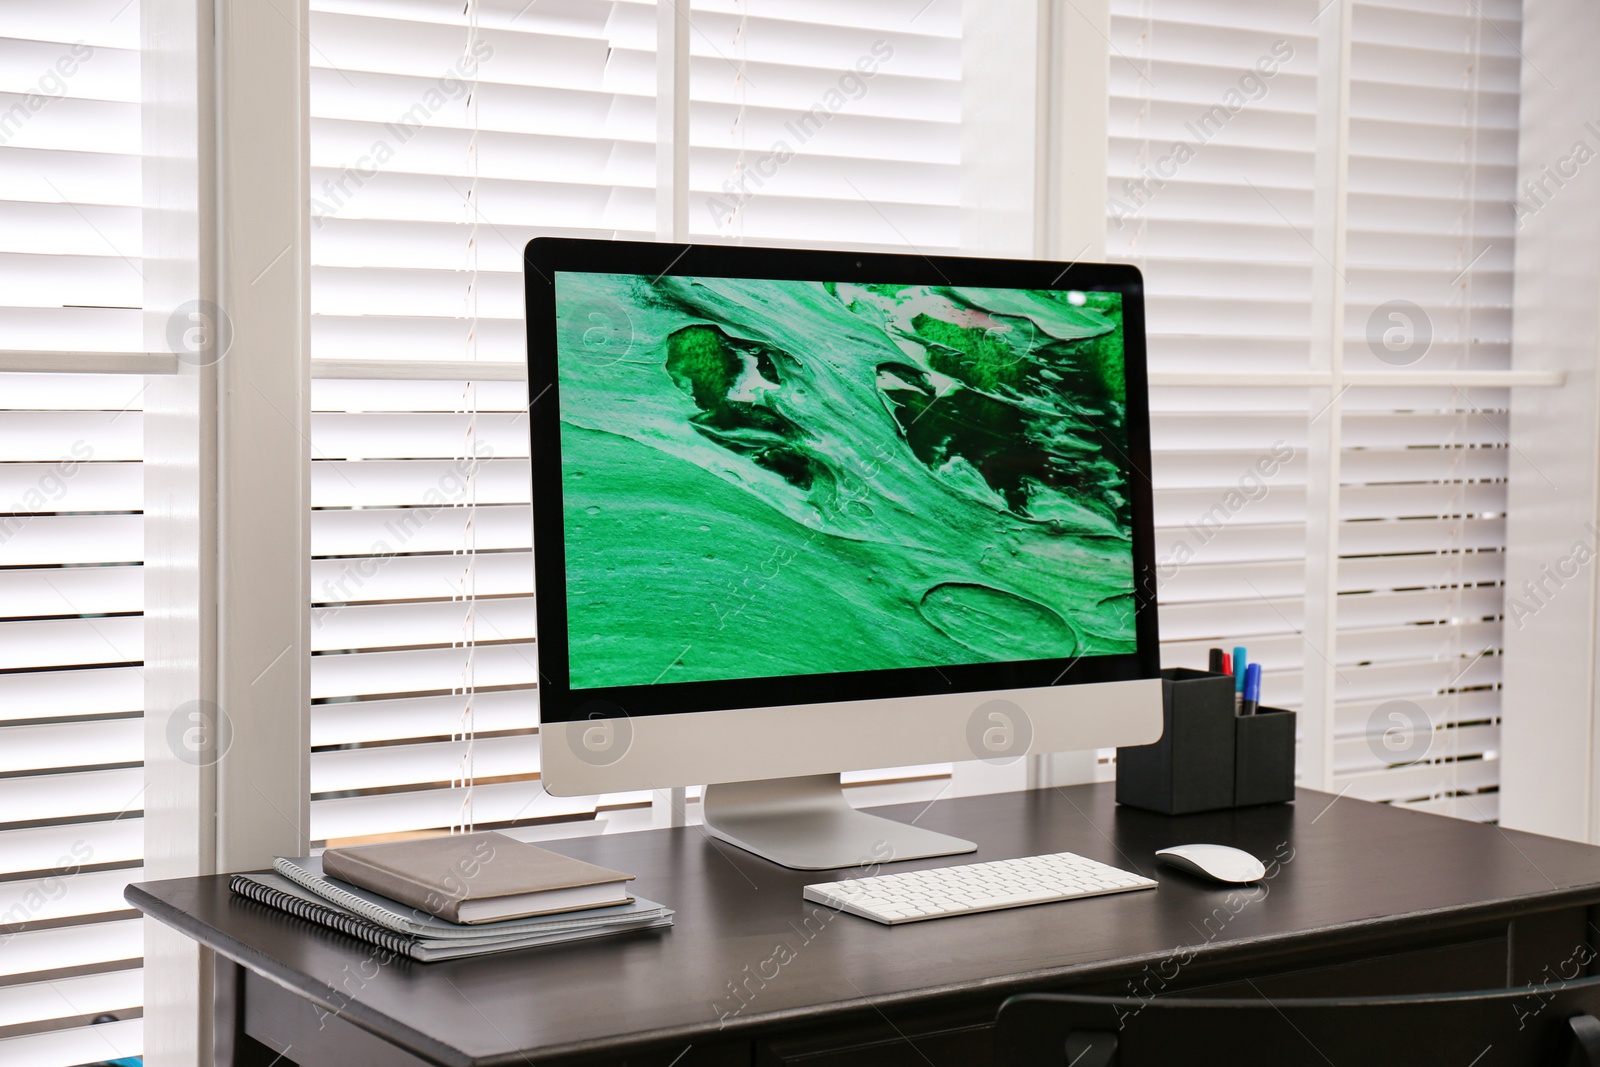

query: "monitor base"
left=701, top=773, right=978, bottom=871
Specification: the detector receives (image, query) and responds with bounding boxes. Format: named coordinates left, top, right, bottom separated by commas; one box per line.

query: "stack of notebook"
left=230, top=831, right=673, bottom=962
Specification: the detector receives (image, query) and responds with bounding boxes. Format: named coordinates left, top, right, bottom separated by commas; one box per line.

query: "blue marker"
left=1242, top=663, right=1262, bottom=716
left=1232, top=646, right=1248, bottom=710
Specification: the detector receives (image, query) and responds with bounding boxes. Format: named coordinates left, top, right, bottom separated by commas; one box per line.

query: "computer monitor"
left=525, top=239, right=1162, bottom=870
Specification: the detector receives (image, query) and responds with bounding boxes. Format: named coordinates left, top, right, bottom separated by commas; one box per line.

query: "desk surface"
left=129, top=784, right=1600, bottom=1067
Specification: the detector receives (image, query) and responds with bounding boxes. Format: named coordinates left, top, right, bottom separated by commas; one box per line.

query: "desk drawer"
left=758, top=1022, right=991, bottom=1067
left=754, top=926, right=1527, bottom=1067
left=1174, top=935, right=1510, bottom=999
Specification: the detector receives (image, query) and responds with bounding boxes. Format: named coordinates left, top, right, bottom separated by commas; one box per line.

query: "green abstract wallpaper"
left=555, top=272, right=1137, bottom=689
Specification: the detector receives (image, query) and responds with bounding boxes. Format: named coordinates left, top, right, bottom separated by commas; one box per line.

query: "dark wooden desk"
left=128, top=784, right=1600, bottom=1067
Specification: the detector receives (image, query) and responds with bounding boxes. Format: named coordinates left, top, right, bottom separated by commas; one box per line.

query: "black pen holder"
left=1233, top=704, right=1296, bottom=808
left=1116, top=668, right=1296, bottom=815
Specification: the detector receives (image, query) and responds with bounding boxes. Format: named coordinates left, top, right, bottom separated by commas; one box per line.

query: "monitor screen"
left=552, top=270, right=1138, bottom=692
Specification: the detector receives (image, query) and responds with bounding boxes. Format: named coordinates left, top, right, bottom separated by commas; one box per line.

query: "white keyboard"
left=803, top=851, right=1158, bottom=925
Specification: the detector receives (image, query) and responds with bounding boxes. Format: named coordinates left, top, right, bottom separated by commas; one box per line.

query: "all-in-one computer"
left=525, top=239, right=1162, bottom=870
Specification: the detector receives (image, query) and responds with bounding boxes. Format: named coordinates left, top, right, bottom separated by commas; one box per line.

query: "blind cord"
left=452, top=0, right=483, bottom=836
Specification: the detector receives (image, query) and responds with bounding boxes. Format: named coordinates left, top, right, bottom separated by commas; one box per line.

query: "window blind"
left=684, top=0, right=963, bottom=804
left=0, top=5, right=142, bottom=358
left=0, top=5, right=147, bottom=1064
left=307, top=0, right=654, bottom=844
left=309, top=0, right=657, bottom=369
left=306, top=0, right=966, bottom=846
left=1331, top=0, right=1517, bottom=819
left=1108, top=0, right=1320, bottom=731
left=1110, top=0, right=1516, bottom=819
left=685, top=0, right=962, bottom=252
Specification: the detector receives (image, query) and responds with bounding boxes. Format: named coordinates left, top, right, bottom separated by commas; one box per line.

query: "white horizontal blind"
left=307, top=0, right=658, bottom=845
left=0, top=4, right=142, bottom=360
left=686, top=0, right=962, bottom=252
left=310, top=0, right=657, bottom=368
left=308, top=0, right=972, bottom=841
left=1107, top=2, right=1321, bottom=712
left=1330, top=0, right=1518, bottom=819
left=1110, top=0, right=1517, bottom=820
left=671, top=0, right=964, bottom=806
left=0, top=5, right=146, bottom=1064
left=0, top=378, right=147, bottom=1066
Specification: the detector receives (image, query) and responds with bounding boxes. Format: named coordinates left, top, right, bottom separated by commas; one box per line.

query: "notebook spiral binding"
left=229, top=874, right=415, bottom=957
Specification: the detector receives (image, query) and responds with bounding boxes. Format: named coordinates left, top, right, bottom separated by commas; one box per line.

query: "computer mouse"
left=1155, top=844, right=1266, bottom=884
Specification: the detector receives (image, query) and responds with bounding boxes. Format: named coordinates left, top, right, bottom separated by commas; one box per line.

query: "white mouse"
left=1155, top=843, right=1267, bottom=884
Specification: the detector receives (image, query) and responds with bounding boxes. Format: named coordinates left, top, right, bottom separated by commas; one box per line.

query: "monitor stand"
left=701, top=773, right=978, bottom=871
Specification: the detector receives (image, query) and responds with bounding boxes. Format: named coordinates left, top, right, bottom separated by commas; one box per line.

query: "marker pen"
left=1242, top=663, right=1262, bottom=716
left=1233, top=646, right=1248, bottom=711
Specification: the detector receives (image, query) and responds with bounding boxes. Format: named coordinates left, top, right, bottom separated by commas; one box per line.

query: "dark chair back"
left=996, top=981, right=1600, bottom=1066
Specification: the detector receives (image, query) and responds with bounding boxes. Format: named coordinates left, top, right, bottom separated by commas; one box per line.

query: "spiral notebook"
left=231, top=872, right=673, bottom=962
left=272, top=854, right=668, bottom=940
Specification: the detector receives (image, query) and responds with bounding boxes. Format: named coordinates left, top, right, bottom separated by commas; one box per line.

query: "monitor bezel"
left=525, top=237, right=1161, bottom=725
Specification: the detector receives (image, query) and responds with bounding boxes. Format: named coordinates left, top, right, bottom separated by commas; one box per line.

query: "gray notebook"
left=234, top=872, right=672, bottom=961
left=320, top=831, right=636, bottom=924
left=273, top=854, right=666, bottom=939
